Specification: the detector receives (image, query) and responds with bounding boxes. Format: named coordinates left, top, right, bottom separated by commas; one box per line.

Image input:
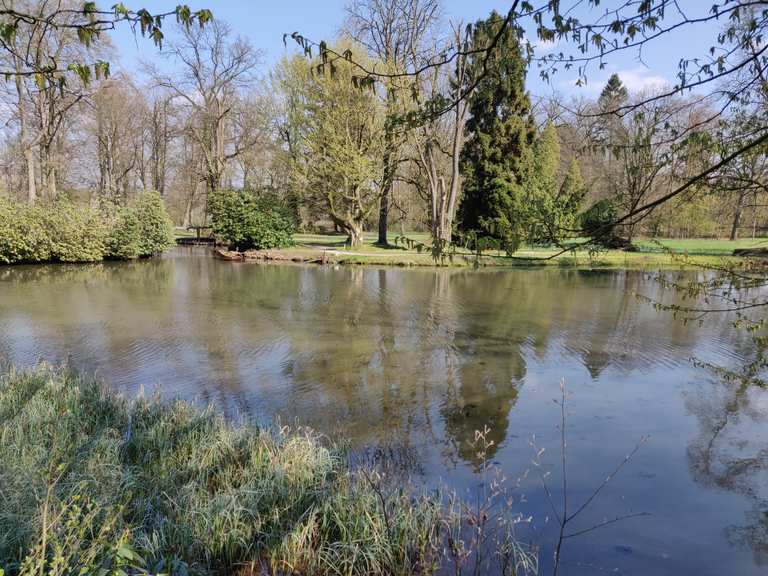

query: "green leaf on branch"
left=112, top=3, right=129, bottom=18
left=175, top=4, right=192, bottom=25
left=82, top=1, right=97, bottom=19
left=196, top=9, right=213, bottom=27
left=94, top=60, right=110, bottom=80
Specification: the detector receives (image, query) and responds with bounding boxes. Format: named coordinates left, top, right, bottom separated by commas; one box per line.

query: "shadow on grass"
left=372, top=242, right=409, bottom=251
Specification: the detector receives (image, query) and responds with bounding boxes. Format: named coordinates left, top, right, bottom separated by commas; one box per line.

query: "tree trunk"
left=346, top=222, right=364, bottom=247
left=40, top=144, right=55, bottom=200
left=377, top=89, right=398, bottom=246
left=151, top=99, right=169, bottom=196
left=49, top=164, right=57, bottom=199
left=14, top=52, right=36, bottom=204
left=183, top=192, right=195, bottom=228
left=730, top=190, right=748, bottom=241
left=444, top=98, right=466, bottom=244
left=730, top=209, right=742, bottom=241
left=377, top=164, right=392, bottom=246
left=753, top=192, right=758, bottom=238
left=23, top=145, right=37, bottom=204
left=625, top=222, right=635, bottom=245
left=203, top=171, right=219, bottom=224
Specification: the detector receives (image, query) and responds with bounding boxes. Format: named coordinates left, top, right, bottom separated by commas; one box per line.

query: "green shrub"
left=133, top=190, right=174, bottom=257
left=104, top=192, right=173, bottom=260
left=104, top=206, right=142, bottom=260
left=580, top=198, right=623, bottom=248
left=209, top=190, right=295, bottom=251
left=254, top=190, right=298, bottom=227
left=0, top=199, right=51, bottom=263
left=0, top=194, right=172, bottom=265
left=43, top=200, right=106, bottom=262
left=0, top=199, right=105, bottom=264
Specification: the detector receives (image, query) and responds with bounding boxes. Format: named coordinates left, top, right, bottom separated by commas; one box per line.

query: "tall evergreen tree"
left=457, top=11, right=535, bottom=252
left=557, top=159, right=586, bottom=230
left=527, top=121, right=562, bottom=242
left=599, top=73, right=629, bottom=109
left=595, top=73, right=629, bottom=146
left=533, top=122, right=561, bottom=195
left=526, top=123, right=585, bottom=244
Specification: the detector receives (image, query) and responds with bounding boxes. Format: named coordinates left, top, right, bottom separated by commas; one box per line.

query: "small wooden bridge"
left=176, top=225, right=215, bottom=246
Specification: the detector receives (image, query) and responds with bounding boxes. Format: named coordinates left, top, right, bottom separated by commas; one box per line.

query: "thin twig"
left=563, top=512, right=652, bottom=540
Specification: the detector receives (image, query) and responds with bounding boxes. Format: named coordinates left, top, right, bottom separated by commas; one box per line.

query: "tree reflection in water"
left=686, top=378, right=768, bottom=565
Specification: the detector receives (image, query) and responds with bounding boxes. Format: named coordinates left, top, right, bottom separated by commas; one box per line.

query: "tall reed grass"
left=0, top=365, right=452, bottom=575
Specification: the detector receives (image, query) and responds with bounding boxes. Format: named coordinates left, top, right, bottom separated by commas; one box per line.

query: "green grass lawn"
left=193, top=230, right=765, bottom=269
left=295, top=232, right=766, bottom=254
left=294, top=232, right=431, bottom=252
left=285, top=233, right=767, bottom=269
left=633, top=237, right=768, bottom=255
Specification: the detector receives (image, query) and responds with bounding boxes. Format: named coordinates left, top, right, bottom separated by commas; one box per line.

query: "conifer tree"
left=557, top=159, right=586, bottom=231
left=534, top=122, right=561, bottom=196
left=599, top=73, right=629, bottom=110
left=527, top=121, right=561, bottom=242
left=457, top=10, right=535, bottom=253
left=527, top=123, right=585, bottom=244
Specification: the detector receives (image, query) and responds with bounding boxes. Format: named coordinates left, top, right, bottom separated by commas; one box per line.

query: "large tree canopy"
left=281, top=43, right=386, bottom=247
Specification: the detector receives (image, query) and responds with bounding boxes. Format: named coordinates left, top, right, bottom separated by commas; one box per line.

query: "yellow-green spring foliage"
left=0, top=191, right=173, bottom=264
left=0, top=199, right=105, bottom=263
left=105, top=191, right=174, bottom=259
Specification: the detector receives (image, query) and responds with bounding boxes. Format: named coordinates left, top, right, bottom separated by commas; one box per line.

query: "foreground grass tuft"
left=0, top=365, right=445, bottom=575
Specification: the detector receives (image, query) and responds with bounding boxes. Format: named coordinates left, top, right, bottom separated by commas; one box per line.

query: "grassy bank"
left=280, top=233, right=766, bottom=269
left=0, top=365, right=446, bottom=575
left=177, top=228, right=767, bottom=269
left=0, top=365, right=536, bottom=576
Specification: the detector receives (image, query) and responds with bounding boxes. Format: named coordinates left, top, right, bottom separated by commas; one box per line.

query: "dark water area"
left=1, top=247, right=766, bottom=575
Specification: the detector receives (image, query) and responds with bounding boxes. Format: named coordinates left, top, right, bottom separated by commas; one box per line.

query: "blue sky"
left=110, top=0, right=723, bottom=100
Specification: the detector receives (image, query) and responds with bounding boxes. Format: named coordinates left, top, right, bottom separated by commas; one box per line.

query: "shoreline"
left=1, top=233, right=762, bottom=271
left=210, top=244, right=748, bottom=271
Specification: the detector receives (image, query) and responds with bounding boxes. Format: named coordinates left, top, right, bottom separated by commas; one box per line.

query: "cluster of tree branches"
left=0, top=1, right=276, bottom=228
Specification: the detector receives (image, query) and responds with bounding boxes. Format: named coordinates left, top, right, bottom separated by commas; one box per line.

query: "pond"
left=1, top=247, right=766, bottom=575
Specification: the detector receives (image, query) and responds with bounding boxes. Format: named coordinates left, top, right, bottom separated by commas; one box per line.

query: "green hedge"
left=0, top=192, right=174, bottom=264
left=209, top=190, right=295, bottom=251
left=104, top=206, right=142, bottom=260
left=133, top=191, right=175, bottom=256
left=44, top=201, right=107, bottom=262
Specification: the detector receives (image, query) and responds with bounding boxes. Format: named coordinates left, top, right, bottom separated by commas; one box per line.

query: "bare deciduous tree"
left=1, top=0, right=106, bottom=202
left=148, top=20, right=260, bottom=205
left=90, top=75, right=144, bottom=204
left=407, top=21, right=470, bottom=245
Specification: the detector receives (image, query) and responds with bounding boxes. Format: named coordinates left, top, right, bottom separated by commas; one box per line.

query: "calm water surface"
left=1, top=247, right=767, bottom=575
